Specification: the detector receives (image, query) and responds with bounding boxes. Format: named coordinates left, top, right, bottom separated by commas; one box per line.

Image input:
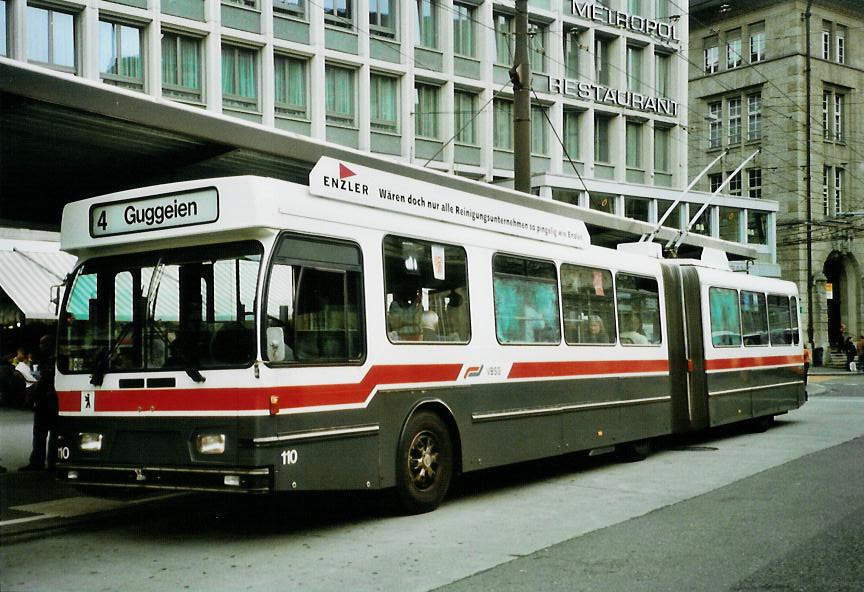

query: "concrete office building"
left=688, top=0, right=864, bottom=353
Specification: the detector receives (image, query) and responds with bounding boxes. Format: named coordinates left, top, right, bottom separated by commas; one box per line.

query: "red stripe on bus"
left=508, top=359, right=669, bottom=379
left=57, top=364, right=463, bottom=413
left=704, top=355, right=804, bottom=371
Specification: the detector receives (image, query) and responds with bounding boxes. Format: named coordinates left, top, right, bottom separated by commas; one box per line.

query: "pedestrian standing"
left=802, top=344, right=811, bottom=386
left=20, top=334, right=58, bottom=471
left=844, top=336, right=857, bottom=372
left=856, top=335, right=864, bottom=373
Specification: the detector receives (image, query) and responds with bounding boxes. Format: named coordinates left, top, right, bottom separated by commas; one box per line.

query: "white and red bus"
left=53, top=158, right=805, bottom=513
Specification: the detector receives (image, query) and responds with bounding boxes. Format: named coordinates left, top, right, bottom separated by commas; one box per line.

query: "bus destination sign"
left=89, top=188, right=219, bottom=238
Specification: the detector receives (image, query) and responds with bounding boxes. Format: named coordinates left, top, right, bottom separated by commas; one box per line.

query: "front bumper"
left=56, top=463, right=273, bottom=493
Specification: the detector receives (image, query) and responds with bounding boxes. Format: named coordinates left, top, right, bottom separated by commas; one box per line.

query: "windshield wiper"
left=90, top=321, right=134, bottom=386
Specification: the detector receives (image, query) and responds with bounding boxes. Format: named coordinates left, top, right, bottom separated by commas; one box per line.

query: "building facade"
left=688, top=0, right=863, bottom=351
left=2, top=0, right=777, bottom=260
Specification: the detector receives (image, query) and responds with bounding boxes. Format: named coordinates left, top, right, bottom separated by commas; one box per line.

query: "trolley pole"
left=511, top=0, right=532, bottom=194
left=804, top=1, right=814, bottom=348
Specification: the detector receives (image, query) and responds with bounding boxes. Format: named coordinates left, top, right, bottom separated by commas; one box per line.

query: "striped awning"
left=0, top=248, right=76, bottom=320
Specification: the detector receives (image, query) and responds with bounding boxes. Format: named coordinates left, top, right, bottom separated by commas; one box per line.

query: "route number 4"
left=281, top=449, right=298, bottom=465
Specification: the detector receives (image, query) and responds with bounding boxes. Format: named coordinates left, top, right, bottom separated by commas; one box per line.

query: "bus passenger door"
left=681, top=267, right=708, bottom=431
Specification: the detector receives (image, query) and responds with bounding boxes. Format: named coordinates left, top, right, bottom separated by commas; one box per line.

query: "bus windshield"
left=58, top=241, right=262, bottom=377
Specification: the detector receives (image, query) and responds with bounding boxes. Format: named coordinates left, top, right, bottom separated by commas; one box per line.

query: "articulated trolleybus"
left=55, top=158, right=805, bottom=513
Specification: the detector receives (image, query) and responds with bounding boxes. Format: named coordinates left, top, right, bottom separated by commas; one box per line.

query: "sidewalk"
left=0, top=407, right=177, bottom=542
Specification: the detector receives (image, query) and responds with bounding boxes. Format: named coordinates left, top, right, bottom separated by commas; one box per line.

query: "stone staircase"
left=824, top=350, right=851, bottom=370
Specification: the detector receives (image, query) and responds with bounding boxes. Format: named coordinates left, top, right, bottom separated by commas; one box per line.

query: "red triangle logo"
left=339, top=163, right=356, bottom=179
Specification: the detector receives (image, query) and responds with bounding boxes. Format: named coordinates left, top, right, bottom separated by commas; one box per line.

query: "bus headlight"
left=79, top=433, right=103, bottom=452
left=196, top=434, right=226, bottom=455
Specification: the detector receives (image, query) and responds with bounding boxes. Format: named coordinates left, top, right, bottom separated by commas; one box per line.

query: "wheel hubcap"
left=408, top=431, right=439, bottom=491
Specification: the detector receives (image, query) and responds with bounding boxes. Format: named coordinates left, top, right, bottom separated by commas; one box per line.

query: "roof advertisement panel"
left=309, top=157, right=590, bottom=248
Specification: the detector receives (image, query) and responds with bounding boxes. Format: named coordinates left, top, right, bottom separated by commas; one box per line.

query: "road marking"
left=1, top=493, right=183, bottom=527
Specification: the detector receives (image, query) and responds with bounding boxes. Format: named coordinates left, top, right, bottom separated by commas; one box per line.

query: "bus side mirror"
left=266, top=327, right=286, bottom=362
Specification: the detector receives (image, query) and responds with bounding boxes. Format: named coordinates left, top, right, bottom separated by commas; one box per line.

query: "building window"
left=626, top=121, right=642, bottom=169
left=628, top=0, right=642, bottom=15
left=493, top=99, right=513, bottom=150
left=748, top=168, right=762, bottom=198
left=26, top=5, right=76, bottom=72
left=221, top=44, right=258, bottom=111
left=835, top=25, right=846, bottom=64
left=590, top=193, right=614, bottom=214
left=822, top=89, right=844, bottom=142
left=369, top=0, right=395, bottom=38
left=595, top=115, right=611, bottom=163
left=728, top=97, right=741, bottom=144
left=453, top=3, right=475, bottom=58
left=529, top=22, right=547, bottom=74
left=654, top=126, right=670, bottom=173
left=99, top=20, right=143, bottom=90
left=415, top=0, right=438, bottom=49
left=626, top=45, right=642, bottom=93
left=655, top=52, right=670, bottom=98
left=726, top=30, right=742, bottom=69
left=749, top=22, right=765, bottom=63
left=225, top=0, right=258, bottom=8
left=834, top=168, right=843, bottom=214
left=494, top=12, right=513, bottom=66
left=821, top=23, right=830, bottom=60
left=161, top=31, right=202, bottom=102
left=708, top=101, right=722, bottom=149
left=324, top=0, right=352, bottom=26
left=563, top=109, right=580, bottom=159
left=274, top=0, right=305, bottom=19
left=595, top=36, right=611, bottom=85
left=709, top=173, right=723, bottom=193
left=325, top=64, right=355, bottom=126
left=657, top=199, right=680, bottom=229
left=564, top=27, right=581, bottom=78
left=834, top=93, right=842, bottom=141
left=748, top=212, right=767, bottom=244
left=656, top=0, right=669, bottom=19
left=274, top=54, right=307, bottom=118
left=822, top=90, right=830, bottom=139
left=625, top=197, right=649, bottom=222
left=719, top=207, right=740, bottom=243
left=1, top=0, right=6, bottom=56
left=728, top=171, right=742, bottom=196
left=370, top=73, right=399, bottom=133
left=531, top=105, right=547, bottom=155
left=822, top=165, right=831, bottom=216
left=747, top=93, right=762, bottom=141
left=415, top=83, right=438, bottom=139
left=454, top=90, right=477, bottom=145
left=704, top=36, right=719, bottom=73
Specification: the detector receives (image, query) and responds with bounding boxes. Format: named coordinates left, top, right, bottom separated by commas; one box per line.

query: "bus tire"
left=396, top=410, right=453, bottom=514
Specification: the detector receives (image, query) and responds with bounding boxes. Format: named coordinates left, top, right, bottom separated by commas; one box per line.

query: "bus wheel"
left=396, top=410, right=453, bottom=514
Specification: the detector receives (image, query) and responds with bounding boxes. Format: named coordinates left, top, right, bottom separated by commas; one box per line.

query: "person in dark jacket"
left=844, top=336, right=858, bottom=372
left=20, top=334, right=58, bottom=471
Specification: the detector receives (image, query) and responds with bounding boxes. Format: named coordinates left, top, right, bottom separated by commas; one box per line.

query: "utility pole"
left=511, top=0, right=531, bottom=194
left=804, top=1, right=814, bottom=349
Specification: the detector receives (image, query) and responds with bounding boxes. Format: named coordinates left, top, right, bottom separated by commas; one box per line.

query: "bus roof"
left=60, top=159, right=591, bottom=255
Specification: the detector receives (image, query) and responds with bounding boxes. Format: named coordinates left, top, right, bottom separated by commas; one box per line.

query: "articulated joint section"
left=56, top=463, right=273, bottom=493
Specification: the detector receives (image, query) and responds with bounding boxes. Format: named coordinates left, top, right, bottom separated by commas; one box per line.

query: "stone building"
left=688, top=0, right=864, bottom=352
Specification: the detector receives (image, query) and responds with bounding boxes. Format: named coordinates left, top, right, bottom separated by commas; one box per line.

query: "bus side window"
left=383, top=236, right=470, bottom=344
left=561, top=264, right=615, bottom=345
left=615, top=273, right=662, bottom=345
left=709, top=287, right=742, bottom=347
left=767, top=294, right=792, bottom=345
left=740, top=290, right=769, bottom=346
left=492, top=254, right=560, bottom=345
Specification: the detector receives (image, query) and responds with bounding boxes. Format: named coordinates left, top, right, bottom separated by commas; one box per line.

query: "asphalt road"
left=1, top=373, right=862, bottom=592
